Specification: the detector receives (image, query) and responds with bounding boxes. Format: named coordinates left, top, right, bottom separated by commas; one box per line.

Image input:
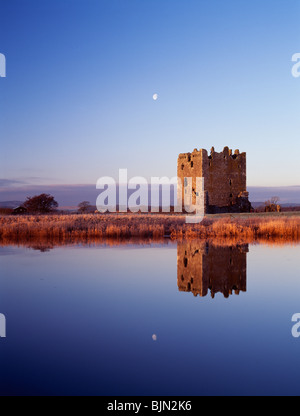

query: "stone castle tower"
left=178, top=146, right=252, bottom=214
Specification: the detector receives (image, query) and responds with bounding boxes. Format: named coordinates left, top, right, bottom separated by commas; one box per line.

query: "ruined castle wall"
left=178, top=147, right=247, bottom=212
left=205, top=147, right=246, bottom=208
left=177, top=149, right=207, bottom=207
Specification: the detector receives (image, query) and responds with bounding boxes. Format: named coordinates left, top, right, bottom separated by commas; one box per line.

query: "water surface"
left=0, top=241, right=300, bottom=396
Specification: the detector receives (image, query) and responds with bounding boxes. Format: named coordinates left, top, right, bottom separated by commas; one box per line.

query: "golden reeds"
left=0, top=213, right=299, bottom=246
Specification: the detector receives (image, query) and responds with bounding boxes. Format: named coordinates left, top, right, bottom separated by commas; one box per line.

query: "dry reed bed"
left=0, top=214, right=300, bottom=245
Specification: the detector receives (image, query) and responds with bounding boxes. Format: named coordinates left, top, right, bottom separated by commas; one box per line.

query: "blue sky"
left=0, top=0, right=300, bottom=195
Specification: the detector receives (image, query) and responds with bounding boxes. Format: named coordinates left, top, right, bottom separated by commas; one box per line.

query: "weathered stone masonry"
left=178, top=146, right=252, bottom=214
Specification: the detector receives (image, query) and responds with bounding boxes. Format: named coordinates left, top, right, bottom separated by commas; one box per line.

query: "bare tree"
left=265, top=196, right=281, bottom=213
left=271, top=196, right=280, bottom=205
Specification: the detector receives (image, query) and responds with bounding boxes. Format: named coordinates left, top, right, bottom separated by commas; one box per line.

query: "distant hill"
left=252, top=202, right=300, bottom=208
left=248, top=186, right=300, bottom=205
left=0, top=184, right=299, bottom=209
left=0, top=201, right=24, bottom=208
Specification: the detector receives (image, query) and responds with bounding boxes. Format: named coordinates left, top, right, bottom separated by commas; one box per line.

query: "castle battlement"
left=179, top=146, right=246, bottom=160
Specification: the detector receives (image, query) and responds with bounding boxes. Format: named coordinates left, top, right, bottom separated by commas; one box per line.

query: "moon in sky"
left=152, top=93, right=158, bottom=101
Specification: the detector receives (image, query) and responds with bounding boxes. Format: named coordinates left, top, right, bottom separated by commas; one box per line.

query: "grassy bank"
left=0, top=212, right=300, bottom=245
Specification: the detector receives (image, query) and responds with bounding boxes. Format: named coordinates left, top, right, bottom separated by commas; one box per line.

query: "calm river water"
left=0, top=241, right=300, bottom=396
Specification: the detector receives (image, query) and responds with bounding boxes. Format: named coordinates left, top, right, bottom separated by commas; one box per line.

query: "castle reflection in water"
left=177, top=241, right=248, bottom=299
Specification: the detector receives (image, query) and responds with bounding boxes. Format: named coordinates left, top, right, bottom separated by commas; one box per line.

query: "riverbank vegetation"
left=0, top=213, right=300, bottom=245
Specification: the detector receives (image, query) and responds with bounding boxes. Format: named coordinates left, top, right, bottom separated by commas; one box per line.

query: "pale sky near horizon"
left=1, top=0, right=300, bottom=190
